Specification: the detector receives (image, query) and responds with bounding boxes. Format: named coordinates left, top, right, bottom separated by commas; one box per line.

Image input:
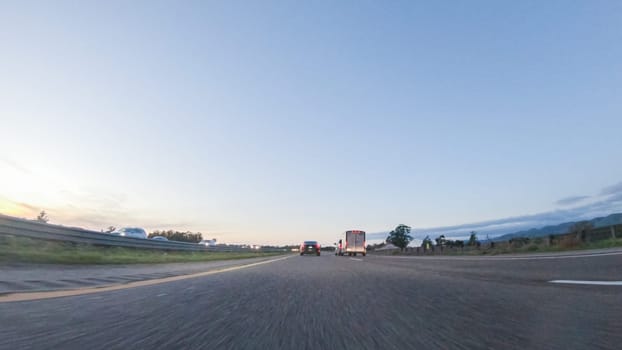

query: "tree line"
left=382, top=225, right=481, bottom=251
left=379, top=221, right=601, bottom=254
left=148, top=230, right=204, bottom=243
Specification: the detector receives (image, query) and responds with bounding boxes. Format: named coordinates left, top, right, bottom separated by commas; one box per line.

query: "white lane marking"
left=350, top=258, right=363, bottom=261
left=157, top=293, right=168, bottom=297
left=0, top=255, right=293, bottom=303
left=375, top=250, right=622, bottom=261
left=549, top=280, right=622, bottom=286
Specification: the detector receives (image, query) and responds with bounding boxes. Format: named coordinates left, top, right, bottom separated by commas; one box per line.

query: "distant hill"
left=492, top=213, right=622, bottom=242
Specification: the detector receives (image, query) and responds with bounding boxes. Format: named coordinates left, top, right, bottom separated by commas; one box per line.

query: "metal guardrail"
left=0, top=214, right=285, bottom=253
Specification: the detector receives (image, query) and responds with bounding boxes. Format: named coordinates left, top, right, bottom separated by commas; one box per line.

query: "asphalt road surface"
left=1, top=251, right=622, bottom=349
left=0, top=256, right=283, bottom=294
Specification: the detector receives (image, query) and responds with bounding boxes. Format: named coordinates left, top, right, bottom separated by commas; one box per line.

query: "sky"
left=1, top=1, right=621, bottom=246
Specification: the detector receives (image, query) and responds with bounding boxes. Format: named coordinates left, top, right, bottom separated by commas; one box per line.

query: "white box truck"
left=339, top=230, right=366, bottom=256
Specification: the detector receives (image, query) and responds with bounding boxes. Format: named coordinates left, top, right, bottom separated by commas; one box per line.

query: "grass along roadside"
left=380, top=237, right=622, bottom=257
left=0, top=235, right=285, bottom=264
left=480, top=237, right=622, bottom=256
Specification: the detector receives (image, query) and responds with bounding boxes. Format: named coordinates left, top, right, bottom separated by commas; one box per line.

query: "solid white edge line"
left=374, top=250, right=622, bottom=261
left=549, top=280, right=622, bottom=286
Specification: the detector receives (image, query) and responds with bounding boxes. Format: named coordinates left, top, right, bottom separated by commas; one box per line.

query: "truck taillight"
left=316, top=244, right=320, bottom=250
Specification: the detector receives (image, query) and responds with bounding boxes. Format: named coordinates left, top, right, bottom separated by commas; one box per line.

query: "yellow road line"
left=0, top=255, right=292, bottom=303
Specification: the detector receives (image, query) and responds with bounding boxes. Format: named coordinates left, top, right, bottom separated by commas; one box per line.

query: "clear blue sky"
left=1, top=1, right=621, bottom=245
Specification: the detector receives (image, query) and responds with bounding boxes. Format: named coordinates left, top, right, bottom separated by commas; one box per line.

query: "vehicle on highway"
left=341, top=230, right=366, bottom=256
left=198, top=239, right=217, bottom=247
left=150, top=236, right=168, bottom=241
left=300, top=241, right=321, bottom=256
left=336, top=241, right=343, bottom=256
left=113, top=227, right=148, bottom=239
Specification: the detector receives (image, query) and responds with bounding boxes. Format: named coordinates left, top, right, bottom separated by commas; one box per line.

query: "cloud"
left=15, top=201, right=40, bottom=212
left=60, top=212, right=192, bottom=232
left=601, top=182, right=622, bottom=196
left=368, top=181, right=622, bottom=242
left=0, top=197, right=42, bottom=218
left=555, top=195, right=590, bottom=206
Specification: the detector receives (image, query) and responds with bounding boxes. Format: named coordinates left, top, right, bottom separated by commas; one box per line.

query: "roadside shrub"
left=559, top=236, right=580, bottom=249
left=509, top=237, right=530, bottom=248
left=587, top=238, right=622, bottom=249
left=527, top=245, right=539, bottom=252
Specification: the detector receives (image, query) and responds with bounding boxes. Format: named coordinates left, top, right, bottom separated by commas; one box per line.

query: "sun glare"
left=0, top=197, right=36, bottom=218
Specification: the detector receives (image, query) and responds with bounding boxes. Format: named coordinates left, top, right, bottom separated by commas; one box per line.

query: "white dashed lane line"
left=549, top=280, right=622, bottom=286
left=377, top=250, right=622, bottom=261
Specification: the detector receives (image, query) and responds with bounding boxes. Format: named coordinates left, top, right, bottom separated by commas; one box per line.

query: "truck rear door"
left=353, top=231, right=364, bottom=251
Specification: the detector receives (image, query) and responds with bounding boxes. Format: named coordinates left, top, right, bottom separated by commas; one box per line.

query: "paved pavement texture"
left=1, top=251, right=621, bottom=349
left=0, top=257, right=281, bottom=294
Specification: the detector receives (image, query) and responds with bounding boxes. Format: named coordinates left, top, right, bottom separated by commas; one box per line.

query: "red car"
left=300, top=241, right=321, bottom=256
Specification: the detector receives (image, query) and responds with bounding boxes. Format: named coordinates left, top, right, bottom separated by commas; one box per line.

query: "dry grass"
left=0, top=235, right=284, bottom=264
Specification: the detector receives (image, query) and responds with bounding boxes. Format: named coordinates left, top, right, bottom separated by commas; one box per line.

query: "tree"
left=386, top=224, right=413, bottom=251
left=468, top=231, right=478, bottom=246
left=36, top=210, right=49, bottom=223
left=148, top=230, right=203, bottom=243
left=548, top=234, right=555, bottom=246
left=434, top=235, right=446, bottom=253
left=445, top=239, right=464, bottom=249
left=435, top=234, right=446, bottom=246
left=421, top=235, right=433, bottom=251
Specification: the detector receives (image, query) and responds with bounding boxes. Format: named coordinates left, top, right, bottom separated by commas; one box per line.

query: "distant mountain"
left=492, top=213, right=622, bottom=242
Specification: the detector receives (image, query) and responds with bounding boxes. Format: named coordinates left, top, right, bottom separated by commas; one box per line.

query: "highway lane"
left=1, top=253, right=621, bottom=349
left=0, top=256, right=287, bottom=294
left=369, top=249, right=622, bottom=286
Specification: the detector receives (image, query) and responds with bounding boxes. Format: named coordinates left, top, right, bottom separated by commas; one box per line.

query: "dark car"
left=300, top=241, right=321, bottom=256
